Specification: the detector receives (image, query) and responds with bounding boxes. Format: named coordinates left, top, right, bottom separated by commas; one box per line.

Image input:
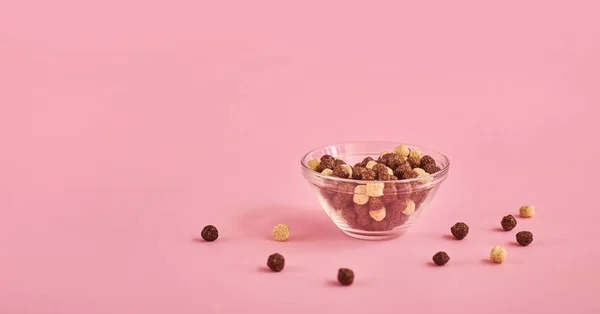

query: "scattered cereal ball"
left=272, top=223, right=290, bottom=242
left=386, top=167, right=394, bottom=175
left=353, top=185, right=369, bottom=205
left=332, top=164, right=350, bottom=178
left=402, top=199, right=416, bottom=216
left=267, top=253, right=285, bottom=272
left=450, top=222, right=469, bottom=240
left=501, top=215, right=517, bottom=231
left=321, top=168, right=334, bottom=176
left=369, top=207, right=386, bottom=222
left=490, top=245, right=507, bottom=263
left=366, top=182, right=385, bottom=197
left=409, top=149, right=423, bottom=159
left=372, top=163, right=388, bottom=174
left=320, top=155, right=335, bottom=170
left=432, top=251, right=450, bottom=266
left=334, top=159, right=346, bottom=167
left=338, top=268, right=354, bottom=286
left=201, top=225, right=219, bottom=242
left=365, top=160, right=378, bottom=169
left=360, top=157, right=375, bottom=167
left=393, top=144, right=411, bottom=159
left=407, top=156, right=421, bottom=168
left=307, top=159, right=321, bottom=171
left=422, top=163, right=441, bottom=174
left=420, top=155, right=436, bottom=168
left=516, top=231, right=533, bottom=246
left=519, top=205, right=535, bottom=218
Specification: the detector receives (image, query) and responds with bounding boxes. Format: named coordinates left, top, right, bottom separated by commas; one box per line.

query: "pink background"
left=1, top=0, right=599, bottom=313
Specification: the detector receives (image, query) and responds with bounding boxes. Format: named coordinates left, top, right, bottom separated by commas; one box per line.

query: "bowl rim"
left=300, top=141, right=450, bottom=184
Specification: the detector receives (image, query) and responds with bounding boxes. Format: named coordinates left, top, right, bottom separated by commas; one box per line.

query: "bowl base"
left=340, top=228, right=408, bottom=241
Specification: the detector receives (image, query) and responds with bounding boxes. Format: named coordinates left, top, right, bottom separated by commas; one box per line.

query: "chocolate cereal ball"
left=378, top=153, right=393, bottom=166
left=267, top=253, right=285, bottom=272
left=407, top=156, right=421, bottom=169
left=432, top=251, right=450, bottom=266
left=516, top=231, right=533, bottom=246
left=377, top=172, right=395, bottom=181
left=450, top=222, right=469, bottom=240
left=420, top=155, right=436, bottom=168
left=394, top=164, right=412, bottom=177
left=372, top=163, right=388, bottom=175
left=201, top=225, right=218, bottom=242
left=334, top=159, right=346, bottom=167
left=422, top=163, right=441, bottom=174
left=333, top=164, right=350, bottom=178
left=361, top=169, right=377, bottom=181
left=320, top=155, right=335, bottom=170
left=337, top=268, right=354, bottom=286
left=501, top=215, right=517, bottom=231
left=387, top=154, right=405, bottom=169
left=352, top=166, right=366, bottom=180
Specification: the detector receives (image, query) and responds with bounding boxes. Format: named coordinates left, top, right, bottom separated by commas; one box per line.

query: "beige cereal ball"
left=386, top=167, right=394, bottom=175
left=365, top=160, right=378, bottom=169
left=490, top=245, right=507, bottom=263
left=412, top=168, right=432, bottom=183
left=321, top=168, right=333, bottom=176
left=412, top=168, right=428, bottom=177
left=307, top=159, right=321, bottom=171
left=409, top=149, right=424, bottom=159
left=402, top=199, right=416, bottom=216
left=394, top=144, right=411, bottom=159
left=272, top=224, right=291, bottom=242
left=366, top=182, right=385, bottom=197
left=369, top=207, right=387, bottom=222
left=519, top=205, right=535, bottom=218
left=353, top=185, right=369, bottom=205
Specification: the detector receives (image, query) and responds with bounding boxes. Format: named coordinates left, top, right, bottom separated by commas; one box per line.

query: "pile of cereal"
left=307, top=144, right=442, bottom=181
left=307, top=144, right=442, bottom=232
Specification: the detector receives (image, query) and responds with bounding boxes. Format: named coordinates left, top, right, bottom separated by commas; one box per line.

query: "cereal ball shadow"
left=326, top=280, right=343, bottom=287
left=237, top=205, right=353, bottom=248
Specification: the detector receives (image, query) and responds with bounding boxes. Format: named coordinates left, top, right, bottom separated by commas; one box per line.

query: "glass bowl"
left=301, top=142, right=450, bottom=240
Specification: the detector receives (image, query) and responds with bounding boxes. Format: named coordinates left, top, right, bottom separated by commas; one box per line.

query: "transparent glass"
left=301, top=142, right=450, bottom=240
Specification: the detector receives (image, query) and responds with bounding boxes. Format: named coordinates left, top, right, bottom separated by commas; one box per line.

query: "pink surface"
left=1, top=0, right=599, bottom=313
